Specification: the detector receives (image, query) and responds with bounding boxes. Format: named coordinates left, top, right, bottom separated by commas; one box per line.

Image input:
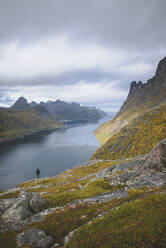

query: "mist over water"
left=0, top=116, right=113, bottom=191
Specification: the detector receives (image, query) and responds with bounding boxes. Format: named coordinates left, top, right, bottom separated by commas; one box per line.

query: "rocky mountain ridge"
left=12, top=98, right=107, bottom=121
left=95, top=56, right=166, bottom=145
left=117, top=56, right=166, bottom=118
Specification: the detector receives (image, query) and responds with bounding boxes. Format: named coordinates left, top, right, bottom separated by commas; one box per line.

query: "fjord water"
left=0, top=116, right=112, bottom=191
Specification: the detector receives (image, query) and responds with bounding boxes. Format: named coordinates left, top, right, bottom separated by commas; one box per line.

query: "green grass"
left=43, top=178, right=124, bottom=208
left=66, top=193, right=166, bottom=248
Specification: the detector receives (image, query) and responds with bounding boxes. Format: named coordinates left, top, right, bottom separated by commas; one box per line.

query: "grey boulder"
left=0, top=190, right=46, bottom=232
left=17, top=228, right=54, bottom=248
left=30, top=192, right=46, bottom=213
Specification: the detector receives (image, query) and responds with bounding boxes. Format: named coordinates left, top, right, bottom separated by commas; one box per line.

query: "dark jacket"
left=36, top=168, right=40, bottom=175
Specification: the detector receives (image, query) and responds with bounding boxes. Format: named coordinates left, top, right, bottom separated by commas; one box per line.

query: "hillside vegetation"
left=91, top=102, right=166, bottom=160
left=0, top=105, right=61, bottom=143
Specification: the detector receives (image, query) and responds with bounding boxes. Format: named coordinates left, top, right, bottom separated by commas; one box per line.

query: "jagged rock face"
left=118, top=56, right=166, bottom=117
left=11, top=96, right=29, bottom=110
left=95, top=56, right=166, bottom=146
left=128, top=81, right=144, bottom=96
left=17, top=228, right=54, bottom=248
left=155, top=56, right=166, bottom=80
left=129, top=57, right=166, bottom=97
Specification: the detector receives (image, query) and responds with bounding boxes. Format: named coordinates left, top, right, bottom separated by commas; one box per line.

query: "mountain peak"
left=125, top=56, right=166, bottom=105
left=11, top=96, right=29, bottom=110
left=17, top=96, right=27, bottom=102
left=155, top=56, right=166, bottom=79
left=29, top=101, right=37, bottom=107
left=128, top=81, right=144, bottom=96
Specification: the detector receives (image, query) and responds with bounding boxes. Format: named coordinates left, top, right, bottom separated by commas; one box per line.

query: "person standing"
left=36, top=168, right=40, bottom=179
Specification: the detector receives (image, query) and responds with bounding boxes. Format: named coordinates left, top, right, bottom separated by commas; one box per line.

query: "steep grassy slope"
left=1, top=150, right=166, bottom=247
left=67, top=193, right=166, bottom=248
left=91, top=102, right=166, bottom=160
left=96, top=56, right=166, bottom=145
left=0, top=105, right=61, bottom=142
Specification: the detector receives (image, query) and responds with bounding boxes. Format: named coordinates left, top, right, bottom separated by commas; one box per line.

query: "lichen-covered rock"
left=19, top=190, right=32, bottom=199
left=1, top=204, right=33, bottom=223
left=148, top=138, right=166, bottom=170
left=0, top=198, right=18, bottom=216
left=30, top=192, right=46, bottom=213
left=17, top=228, right=54, bottom=248
left=0, top=190, right=47, bottom=232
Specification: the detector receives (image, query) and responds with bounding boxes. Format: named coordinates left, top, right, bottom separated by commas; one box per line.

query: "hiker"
left=36, top=168, right=40, bottom=179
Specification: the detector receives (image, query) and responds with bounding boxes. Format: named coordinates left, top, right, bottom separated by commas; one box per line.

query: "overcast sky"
left=0, top=0, right=166, bottom=112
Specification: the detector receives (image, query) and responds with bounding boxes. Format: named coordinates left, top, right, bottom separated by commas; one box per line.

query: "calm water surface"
left=0, top=116, right=113, bottom=191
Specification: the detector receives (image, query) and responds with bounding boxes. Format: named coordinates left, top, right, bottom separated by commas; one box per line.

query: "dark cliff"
left=95, top=56, right=166, bottom=145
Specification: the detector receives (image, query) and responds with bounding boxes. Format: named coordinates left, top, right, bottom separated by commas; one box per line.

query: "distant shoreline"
left=0, top=127, right=61, bottom=145
left=0, top=117, right=106, bottom=145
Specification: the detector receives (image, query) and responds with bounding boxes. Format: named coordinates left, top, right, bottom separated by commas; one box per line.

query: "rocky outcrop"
left=30, top=192, right=46, bottom=213
left=148, top=138, right=166, bottom=170
left=17, top=228, right=54, bottom=248
left=95, top=138, right=166, bottom=188
left=0, top=191, right=46, bottom=232
left=73, top=189, right=128, bottom=204
left=155, top=56, right=166, bottom=80
left=128, top=81, right=144, bottom=96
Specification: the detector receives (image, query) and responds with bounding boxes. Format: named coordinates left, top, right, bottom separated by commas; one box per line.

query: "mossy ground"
left=0, top=191, right=20, bottom=199
left=0, top=232, right=17, bottom=248
left=1, top=185, right=165, bottom=248
left=66, top=193, right=166, bottom=248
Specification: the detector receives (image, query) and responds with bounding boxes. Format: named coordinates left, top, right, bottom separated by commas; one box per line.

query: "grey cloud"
left=0, top=69, right=124, bottom=87
left=0, top=0, right=165, bottom=49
